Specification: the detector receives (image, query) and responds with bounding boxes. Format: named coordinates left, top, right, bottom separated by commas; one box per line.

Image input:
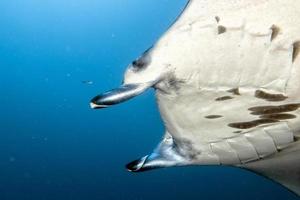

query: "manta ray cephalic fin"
left=126, top=132, right=189, bottom=172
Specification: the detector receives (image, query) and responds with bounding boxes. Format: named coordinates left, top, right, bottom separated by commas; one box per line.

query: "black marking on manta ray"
left=168, top=78, right=185, bottom=91
left=215, top=96, right=234, bottom=101
left=249, top=103, right=300, bottom=115
left=233, top=131, right=242, bottom=134
left=131, top=0, right=191, bottom=67
left=228, top=119, right=279, bottom=129
left=141, top=46, right=153, bottom=56
left=217, top=25, right=226, bottom=34
left=131, top=50, right=152, bottom=72
left=293, top=41, right=300, bottom=63
left=215, top=16, right=220, bottom=23
left=270, top=25, right=280, bottom=41
left=227, top=88, right=240, bottom=95
left=254, top=90, right=288, bottom=102
left=205, top=115, right=223, bottom=119
left=229, top=104, right=300, bottom=129
left=259, top=113, right=297, bottom=120
left=132, top=59, right=146, bottom=70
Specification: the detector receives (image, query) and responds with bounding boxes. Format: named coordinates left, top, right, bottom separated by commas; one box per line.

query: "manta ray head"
left=90, top=46, right=170, bottom=109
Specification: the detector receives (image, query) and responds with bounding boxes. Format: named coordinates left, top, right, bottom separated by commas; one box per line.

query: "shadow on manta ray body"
left=91, top=0, right=300, bottom=196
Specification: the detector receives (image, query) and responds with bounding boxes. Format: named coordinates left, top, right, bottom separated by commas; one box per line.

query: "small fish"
left=82, top=80, right=93, bottom=85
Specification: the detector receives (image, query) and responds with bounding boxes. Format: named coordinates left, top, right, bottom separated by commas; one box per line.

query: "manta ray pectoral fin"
left=126, top=135, right=189, bottom=172
left=90, top=83, right=152, bottom=109
left=241, top=141, right=300, bottom=196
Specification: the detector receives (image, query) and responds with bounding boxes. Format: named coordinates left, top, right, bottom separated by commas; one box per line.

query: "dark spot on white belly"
left=293, top=41, right=300, bottom=62
left=227, top=88, right=240, bottom=95
left=270, top=25, right=280, bottom=41
left=205, top=115, right=223, bottom=119
left=229, top=103, right=299, bottom=129
left=218, top=25, right=226, bottom=34
left=215, top=96, right=233, bottom=101
left=249, top=103, right=300, bottom=115
left=259, top=113, right=296, bottom=120
left=228, top=119, right=279, bottom=129
left=233, top=131, right=242, bottom=134
left=131, top=46, right=153, bottom=72
left=255, top=90, right=287, bottom=101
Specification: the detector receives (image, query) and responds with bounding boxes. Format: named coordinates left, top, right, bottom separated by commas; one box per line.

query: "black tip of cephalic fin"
left=125, top=136, right=189, bottom=173
left=125, top=154, right=169, bottom=172
left=126, top=156, right=151, bottom=172
left=126, top=159, right=142, bottom=172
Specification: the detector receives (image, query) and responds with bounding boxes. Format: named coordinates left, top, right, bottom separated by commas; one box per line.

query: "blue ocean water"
left=0, top=0, right=299, bottom=199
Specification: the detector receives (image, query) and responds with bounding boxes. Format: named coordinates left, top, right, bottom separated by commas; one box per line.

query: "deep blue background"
left=0, top=0, right=299, bottom=199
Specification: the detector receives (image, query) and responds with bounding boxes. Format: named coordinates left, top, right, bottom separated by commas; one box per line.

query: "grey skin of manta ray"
left=90, top=0, right=300, bottom=196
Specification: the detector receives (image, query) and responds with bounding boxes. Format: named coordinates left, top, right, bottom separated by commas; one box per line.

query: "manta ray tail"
left=242, top=141, right=300, bottom=196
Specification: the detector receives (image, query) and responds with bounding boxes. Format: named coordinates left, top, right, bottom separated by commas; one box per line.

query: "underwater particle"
left=24, top=172, right=32, bottom=179
left=9, top=156, right=15, bottom=162
left=65, top=45, right=71, bottom=52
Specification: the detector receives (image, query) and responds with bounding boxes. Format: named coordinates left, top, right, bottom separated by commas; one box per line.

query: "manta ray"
left=90, top=0, right=300, bottom=195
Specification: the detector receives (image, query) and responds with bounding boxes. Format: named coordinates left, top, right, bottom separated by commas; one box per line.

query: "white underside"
left=148, top=0, right=300, bottom=166
left=157, top=87, right=300, bottom=165
left=121, top=0, right=300, bottom=194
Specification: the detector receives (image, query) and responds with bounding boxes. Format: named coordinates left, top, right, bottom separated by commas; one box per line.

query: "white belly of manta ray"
left=90, top=0, right=300, bottom=196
